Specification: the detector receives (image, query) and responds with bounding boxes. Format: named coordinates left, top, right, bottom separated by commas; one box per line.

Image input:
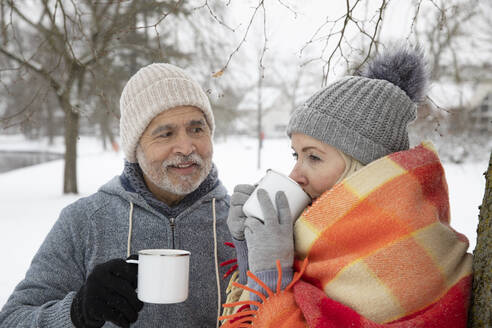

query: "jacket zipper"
left=169, top=217, right=175, bottom=249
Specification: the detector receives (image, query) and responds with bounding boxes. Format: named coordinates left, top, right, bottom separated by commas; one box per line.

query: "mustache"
left=162, top=153, right=204, bottom=167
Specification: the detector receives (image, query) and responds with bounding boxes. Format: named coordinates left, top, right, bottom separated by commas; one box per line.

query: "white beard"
left=136, top=147, right=212, bottom=196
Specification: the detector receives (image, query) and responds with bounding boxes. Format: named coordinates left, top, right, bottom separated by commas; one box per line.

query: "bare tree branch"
left=352, top=0, right=387, bottom=74
left=0, top=87, right=42, bottom=123
left=277, top=0, right=297, bottom=18
left=427, top=95, right=452, bottom=114
left=258, top=1, right=267, bottom=77
left=407, top=0, right=423, bottom=41
left=194, top=0, right=236, bottom=32
left=298, top=0, right=389, bottom=85
left=0, top=46, right=62, bottom=92
left=212, top=0, right=265, bottom=77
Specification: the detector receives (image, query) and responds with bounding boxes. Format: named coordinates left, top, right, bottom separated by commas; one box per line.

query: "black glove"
left=70, top=258, right=144, bottom=328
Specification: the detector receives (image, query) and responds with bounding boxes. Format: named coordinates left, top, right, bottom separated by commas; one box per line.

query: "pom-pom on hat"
left=120, top=63, right=214, bottom=163
left=287, top=45, right=428, bottom=165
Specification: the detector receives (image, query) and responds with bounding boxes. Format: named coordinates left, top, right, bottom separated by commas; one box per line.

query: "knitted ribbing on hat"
left=120, top=63, right=214, bottom=163
left=287, top=46, right=427, bottom=165
left=288, top=76, right=415, bottom=165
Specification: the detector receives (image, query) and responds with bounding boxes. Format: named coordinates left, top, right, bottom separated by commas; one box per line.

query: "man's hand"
left=244, top=189, right=295, bottom=273
left=227, top=184, right=255, bottom=241
left=70, top=259, right=143, bottom=328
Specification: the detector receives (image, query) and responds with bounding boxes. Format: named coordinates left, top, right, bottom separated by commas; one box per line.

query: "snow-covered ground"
left=0, top=135, right=487, bottom=308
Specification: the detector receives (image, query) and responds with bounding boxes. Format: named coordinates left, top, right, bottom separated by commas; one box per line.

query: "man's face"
left=137, top=106, right=213, bottom=196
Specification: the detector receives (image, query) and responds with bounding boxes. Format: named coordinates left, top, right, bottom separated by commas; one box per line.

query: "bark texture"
left=63, top=109, right=79, bottom=194
left=468, top=151, right=492, bottom=327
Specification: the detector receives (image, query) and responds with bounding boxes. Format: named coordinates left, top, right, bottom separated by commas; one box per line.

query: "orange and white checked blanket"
left=221, top=142, right=472, bottom=328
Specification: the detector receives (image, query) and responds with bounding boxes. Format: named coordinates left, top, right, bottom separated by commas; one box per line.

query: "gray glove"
left=244, top=189, right=295, bottom=273
left=227, top=184, right=255, bottom=240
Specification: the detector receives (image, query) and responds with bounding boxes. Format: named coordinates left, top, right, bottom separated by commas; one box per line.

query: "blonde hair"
left=335, top=150, right=364, bottom=185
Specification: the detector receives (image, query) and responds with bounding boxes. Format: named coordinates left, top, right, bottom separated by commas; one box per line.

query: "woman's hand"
left=227, top=184, right=255, bottom=241
left=244, top=189, right=295, bottom=273
left=227, top=184, right=255, bottom=284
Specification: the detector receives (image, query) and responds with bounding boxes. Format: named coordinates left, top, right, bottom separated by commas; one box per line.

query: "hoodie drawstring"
left=127, top=202, right=135, bottom=258
left=212, top=197, right=221, bottom=328
left=126, top=199, right=221, bottom=328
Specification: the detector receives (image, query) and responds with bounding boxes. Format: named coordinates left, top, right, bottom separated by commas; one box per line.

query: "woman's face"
left=289, top=133, right=346, bottom=200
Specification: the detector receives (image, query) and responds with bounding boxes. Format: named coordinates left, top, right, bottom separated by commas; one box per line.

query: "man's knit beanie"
left=287, top=46, right=428, bottom=165
left=120, top=63, right=214, bottom=163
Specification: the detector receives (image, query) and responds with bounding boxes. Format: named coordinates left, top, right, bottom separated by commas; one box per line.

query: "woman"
left=222, top=46, right=472, bottom=328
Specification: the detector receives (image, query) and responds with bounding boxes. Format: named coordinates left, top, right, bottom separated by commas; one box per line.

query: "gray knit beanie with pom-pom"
left=287, top=45, right=428, bottom=165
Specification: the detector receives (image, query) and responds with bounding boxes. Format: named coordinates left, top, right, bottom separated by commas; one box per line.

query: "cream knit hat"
left=120, top=63, right=215, bottom=163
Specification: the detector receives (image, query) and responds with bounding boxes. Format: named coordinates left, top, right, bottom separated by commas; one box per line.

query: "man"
left=0, top=64, right=234, bottom=327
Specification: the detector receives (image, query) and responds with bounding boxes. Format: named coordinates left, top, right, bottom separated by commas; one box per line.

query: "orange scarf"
left=221, top=142, right=472, bottom=327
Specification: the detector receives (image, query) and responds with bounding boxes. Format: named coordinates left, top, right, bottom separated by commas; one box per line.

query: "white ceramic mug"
left=243, top=169, right=311, bottom=222
left=126, top=249, right=190, bottom=304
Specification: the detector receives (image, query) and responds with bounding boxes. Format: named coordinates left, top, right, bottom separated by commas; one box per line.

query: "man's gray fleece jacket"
left=0, top=175, right=234, bottom=327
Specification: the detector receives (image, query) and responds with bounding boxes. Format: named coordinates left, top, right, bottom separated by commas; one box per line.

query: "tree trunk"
left=63, top=109, right=79, bottom=194
left=46, top=102, right=55, bottom=145
left=468, top=151, right=492, bottom=327
left=99, top=111, right=115, bottom=151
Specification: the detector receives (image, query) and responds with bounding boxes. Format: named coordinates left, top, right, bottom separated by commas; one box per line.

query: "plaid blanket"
left=221, top=142, right=472, bottom=327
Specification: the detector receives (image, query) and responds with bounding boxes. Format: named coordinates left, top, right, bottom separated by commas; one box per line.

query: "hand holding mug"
left=227, top=184, right=256, bottom=241
left=70, top=258, right=143, bottom=328
left=244, top=189, right=295, bottom=273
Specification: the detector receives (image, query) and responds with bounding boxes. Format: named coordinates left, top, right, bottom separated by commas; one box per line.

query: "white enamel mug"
left=243, top=169, right=311, bottom=222
left=126, top=249, right=190, bottom=304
